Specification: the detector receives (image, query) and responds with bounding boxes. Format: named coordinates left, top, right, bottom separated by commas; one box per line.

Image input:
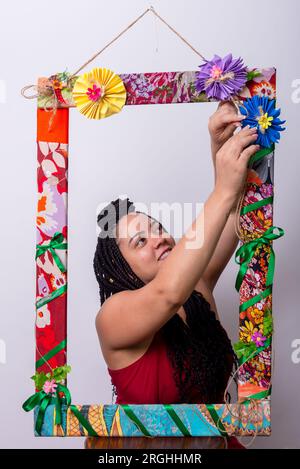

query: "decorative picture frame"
left=22, top=64, right=285, bottom=439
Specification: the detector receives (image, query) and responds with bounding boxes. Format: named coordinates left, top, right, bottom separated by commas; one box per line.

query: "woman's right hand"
left=214, top=126, right=260, bottom=209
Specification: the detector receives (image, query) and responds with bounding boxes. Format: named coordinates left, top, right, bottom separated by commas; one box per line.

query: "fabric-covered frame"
left=31, top=68, right=277, bottom=437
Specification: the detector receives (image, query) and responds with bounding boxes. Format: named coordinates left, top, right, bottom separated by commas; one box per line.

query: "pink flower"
left=251, top=331, right=267, bottom=347
left=43, top=379, right=57, bottom=395
left=86, top=84, right=103, bottom=102
left=260, top=183, right=273, bottom=198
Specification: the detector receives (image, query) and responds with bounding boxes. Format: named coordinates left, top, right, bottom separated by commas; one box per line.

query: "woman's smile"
left=157, top=247, right=172, bottom=261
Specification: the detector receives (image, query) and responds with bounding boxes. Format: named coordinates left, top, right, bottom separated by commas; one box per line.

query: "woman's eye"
left=136, top=237, right=146, bottom=247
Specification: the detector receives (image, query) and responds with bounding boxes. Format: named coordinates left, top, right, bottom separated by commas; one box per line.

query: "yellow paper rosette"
left=72, top=67, right=126, bottom=119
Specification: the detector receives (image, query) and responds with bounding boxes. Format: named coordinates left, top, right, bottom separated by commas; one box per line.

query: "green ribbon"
left=206, top=404, right=228, bottom=437
left=249, top=144, right=274, bottom=167
left=239, top=286, right=272, bottom=312
left=121, top=404, right=152, bottom=437
left=69, top=405, right=98, bottom=437
left=22, top=383, right=70, bottom=435
left=240, top=196, right=273, bottom=216
left=35, top=339, right=67, bottom=370
left=235, top=225, right=284, bottom=292
left=163, top=404, right=191, bottom=436
left=36, top=232, right=67, bottom=273
left=36, top=284, right=67, bottom=308
left=22, top=383, right=98, bottom=436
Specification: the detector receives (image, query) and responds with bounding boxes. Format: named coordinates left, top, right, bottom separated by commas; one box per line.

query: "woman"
left=92, top=103, right=259, bottom=449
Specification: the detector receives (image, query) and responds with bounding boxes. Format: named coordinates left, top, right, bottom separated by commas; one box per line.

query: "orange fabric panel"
left=37, top=108, right=69, bottom=143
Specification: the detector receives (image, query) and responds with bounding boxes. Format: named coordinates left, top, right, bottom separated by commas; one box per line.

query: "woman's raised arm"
left=97, top=126, right=259, bottom=350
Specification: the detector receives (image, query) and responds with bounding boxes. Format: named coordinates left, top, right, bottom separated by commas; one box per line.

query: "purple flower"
left=251, top=331, right=267, bottom=348
left=195, top=53, right=247, bottom=100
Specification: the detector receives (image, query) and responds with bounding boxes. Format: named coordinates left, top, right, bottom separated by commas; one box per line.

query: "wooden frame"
left=32, top=68, right=277, bottom=437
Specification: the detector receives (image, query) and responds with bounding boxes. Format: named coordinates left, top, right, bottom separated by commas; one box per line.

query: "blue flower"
left=239, top=96, right=286, bottom=148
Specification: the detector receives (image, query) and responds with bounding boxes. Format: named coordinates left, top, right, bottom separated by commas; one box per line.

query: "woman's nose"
left=153, top=236, right=166, bottom=249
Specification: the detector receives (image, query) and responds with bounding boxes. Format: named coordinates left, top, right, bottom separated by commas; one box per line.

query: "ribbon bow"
left=36, top=232, right=67, bottom=273
left=22, top=384, right=98, bottom=436
left=235, top=225, right=284, bottom=292
left=22, top=383, right=70, bottom=436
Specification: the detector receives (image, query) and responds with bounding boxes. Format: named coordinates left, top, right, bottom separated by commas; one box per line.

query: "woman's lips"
left=158, top=247, right=172, bottom=261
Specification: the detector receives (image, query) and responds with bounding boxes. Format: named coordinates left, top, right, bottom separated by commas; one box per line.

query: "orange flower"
left=250, top=308, right=264, bottom=325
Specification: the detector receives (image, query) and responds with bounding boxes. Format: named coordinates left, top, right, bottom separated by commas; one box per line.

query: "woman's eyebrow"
left=128, top=231, right=143, bottom=246
left=128, top=220, right=156, bottom=246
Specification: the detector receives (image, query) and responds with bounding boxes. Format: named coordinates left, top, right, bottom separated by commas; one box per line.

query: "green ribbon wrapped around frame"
left=22, top=383, right=70, bottom=435
left=35, top=231, right=68, bottom=308
left=36, top=231, right=67, bottom=273
left=235, top=225, right=284, bottom=292
left=22, top=383, right=98, bottom=437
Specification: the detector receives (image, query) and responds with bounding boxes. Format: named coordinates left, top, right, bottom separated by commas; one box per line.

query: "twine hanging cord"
left=20, top=6, right=206, bottom=99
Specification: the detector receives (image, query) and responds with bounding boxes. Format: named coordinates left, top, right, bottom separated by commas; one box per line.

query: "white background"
left=0, top=0, right=299, bottom=449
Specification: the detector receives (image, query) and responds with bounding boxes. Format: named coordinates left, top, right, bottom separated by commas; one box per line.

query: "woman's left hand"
left=209, top=101, right=247, bottom=214
left=208, top=101, right=245, bottom=157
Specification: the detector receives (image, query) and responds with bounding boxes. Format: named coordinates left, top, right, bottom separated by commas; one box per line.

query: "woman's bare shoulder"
left=95, top=292, right=123, bottom=334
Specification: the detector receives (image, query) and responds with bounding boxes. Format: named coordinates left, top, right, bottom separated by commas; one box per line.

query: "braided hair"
left=93, top=197, right=238, bottom=404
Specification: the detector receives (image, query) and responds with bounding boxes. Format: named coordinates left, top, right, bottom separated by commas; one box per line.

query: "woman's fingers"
left=218, top=112, right=244, bottom=126
left=237, top=133, right=258, bottom=154
left=222, top=126, right=257, bottom=159
left=217, top=100, right=236, bottom=112
left=239, top=144, right=261, bottom=164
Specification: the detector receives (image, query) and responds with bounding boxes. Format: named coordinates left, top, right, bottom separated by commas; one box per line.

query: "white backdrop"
left=0, top=0, right=299, bottom=449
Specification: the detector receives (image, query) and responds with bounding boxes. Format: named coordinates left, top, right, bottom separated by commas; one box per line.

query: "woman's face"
left=115, top=212, right=176, bottom=284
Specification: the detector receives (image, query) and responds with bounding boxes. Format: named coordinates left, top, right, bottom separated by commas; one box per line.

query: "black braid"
left=93, top=197, right=238, bottom=403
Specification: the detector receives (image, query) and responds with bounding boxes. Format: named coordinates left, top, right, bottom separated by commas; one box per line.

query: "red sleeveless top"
left=107, top=328, right=204, bottom=404
left=107, top=329, right=245, bottom=449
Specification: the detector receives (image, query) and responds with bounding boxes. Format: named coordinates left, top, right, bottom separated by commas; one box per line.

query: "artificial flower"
left=43, top=379, right=57, bottom=395
left=195, top=53, right=247, bottom=100
left=239, top=95, right=286, bottom=147
left=72, top=67, right=127, bottom=119
left=250, top=308, right=264, bottom=325
left=240, top=320, right=258, bottom=343
left=252, top=80, right=276, bottom=99
left=251, top=331, right=267, bottom=347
